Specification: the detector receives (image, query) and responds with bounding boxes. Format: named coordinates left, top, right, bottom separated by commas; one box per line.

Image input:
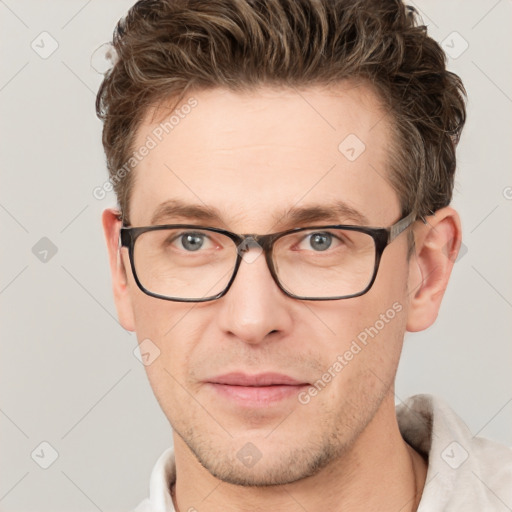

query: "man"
left=96, top=0, right=512, bottom=510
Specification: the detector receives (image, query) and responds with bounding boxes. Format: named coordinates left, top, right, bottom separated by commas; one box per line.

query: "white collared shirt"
left=134, top=394, right=512, bottom=511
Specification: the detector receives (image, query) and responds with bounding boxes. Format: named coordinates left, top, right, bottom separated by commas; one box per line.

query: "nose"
left=215, top=244, right=293, bottom=345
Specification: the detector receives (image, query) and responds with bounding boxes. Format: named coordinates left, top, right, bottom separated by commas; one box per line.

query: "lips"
left=205, top=372, right=309, bottom=407
left=207, top=372, right=307, bottom=386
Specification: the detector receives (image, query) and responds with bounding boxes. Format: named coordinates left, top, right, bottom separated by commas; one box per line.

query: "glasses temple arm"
left=388, top=211, right=423, bottom=241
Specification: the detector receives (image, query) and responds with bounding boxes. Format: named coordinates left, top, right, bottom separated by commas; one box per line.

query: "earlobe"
left=406, top=207, right=462, bottom=332
left=102, top=208, right=136, bottom=332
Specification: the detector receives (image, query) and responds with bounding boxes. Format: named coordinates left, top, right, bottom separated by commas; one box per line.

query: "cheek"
left=129, top=292, right=187, bottom=374
left=130, top=295, right=211, bottom=390
left=314, top=289, right=406, bottom=347
left=304, top=263, right=409, bottom=390
left=303, top=298, right=407, bottom=422
left=132, top=300, right=198, bottom=418
left=131, top=295, right=170, bottom=339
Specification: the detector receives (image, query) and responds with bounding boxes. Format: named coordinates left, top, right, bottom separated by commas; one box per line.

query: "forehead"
left=129, top=83, right=400, bottom=230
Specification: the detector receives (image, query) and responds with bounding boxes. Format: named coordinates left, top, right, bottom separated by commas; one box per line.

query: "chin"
left=189, top=438, right=342, bottom=487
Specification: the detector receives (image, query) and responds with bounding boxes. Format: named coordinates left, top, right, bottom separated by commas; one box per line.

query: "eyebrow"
left=150, top=199, right=370, bottom=229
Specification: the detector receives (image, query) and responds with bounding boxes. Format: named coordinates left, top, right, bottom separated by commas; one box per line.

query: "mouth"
left=205, top=372, right=310, bottom=407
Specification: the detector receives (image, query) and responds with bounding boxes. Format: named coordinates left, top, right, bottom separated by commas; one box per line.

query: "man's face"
left=118, top=84, right=413, bottom=485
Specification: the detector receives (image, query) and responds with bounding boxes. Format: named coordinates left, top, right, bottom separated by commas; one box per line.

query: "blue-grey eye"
left=180, top=232, right=205, bottom=251
left=309, top=232, right=332, bottom=251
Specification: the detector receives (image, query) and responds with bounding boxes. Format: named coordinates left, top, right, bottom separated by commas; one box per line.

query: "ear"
left=102, top=208, right=136, bottom=332
left=406, top=206, right=462, bottom=332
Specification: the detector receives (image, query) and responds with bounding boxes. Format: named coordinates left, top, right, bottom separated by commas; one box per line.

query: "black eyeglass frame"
left=119, top=211, right=418, bottom=303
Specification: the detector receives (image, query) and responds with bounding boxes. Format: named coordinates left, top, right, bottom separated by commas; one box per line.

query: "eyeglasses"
left=119, top=211, right=416, bottom=302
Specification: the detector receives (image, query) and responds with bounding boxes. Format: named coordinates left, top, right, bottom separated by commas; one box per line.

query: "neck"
left=171, top=392, right=427, bottom=512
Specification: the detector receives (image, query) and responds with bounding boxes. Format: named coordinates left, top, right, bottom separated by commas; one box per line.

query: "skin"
left=103, top=83, right=461, bottom=512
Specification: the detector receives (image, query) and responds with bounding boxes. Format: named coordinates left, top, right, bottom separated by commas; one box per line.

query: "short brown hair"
left=96, top=0, right=466, bottom=224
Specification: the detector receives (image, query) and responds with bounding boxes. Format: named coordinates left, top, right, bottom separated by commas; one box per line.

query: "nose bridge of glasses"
left=238, top=230, right=281, bottom=251
left=235, top=234, right=269, bottom=264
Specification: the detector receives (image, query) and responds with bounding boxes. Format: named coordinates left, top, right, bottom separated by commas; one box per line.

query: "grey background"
left=1, top=1, right=511, bottom=511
